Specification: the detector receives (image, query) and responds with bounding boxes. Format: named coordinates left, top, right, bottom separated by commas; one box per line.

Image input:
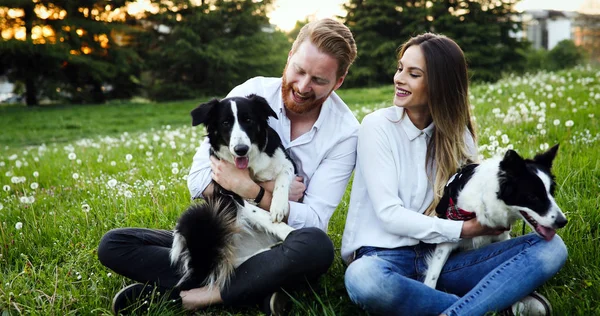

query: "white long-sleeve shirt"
left=341, top=106, right=476, bottom=263
left=187, top=76, right=359, bottom=232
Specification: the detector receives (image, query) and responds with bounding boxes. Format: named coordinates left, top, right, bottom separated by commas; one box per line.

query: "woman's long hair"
left=397, top=33, right=478, bottom=215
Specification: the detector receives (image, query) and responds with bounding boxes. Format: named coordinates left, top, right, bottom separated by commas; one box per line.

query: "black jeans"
left=97, top=226, right=334, bottom=306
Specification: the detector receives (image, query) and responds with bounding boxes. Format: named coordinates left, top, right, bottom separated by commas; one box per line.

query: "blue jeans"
left=344, top=234, right=567, bottom=316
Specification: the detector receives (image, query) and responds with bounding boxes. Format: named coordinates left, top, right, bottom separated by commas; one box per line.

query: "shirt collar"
left=395, top=107, right=434, bottom=141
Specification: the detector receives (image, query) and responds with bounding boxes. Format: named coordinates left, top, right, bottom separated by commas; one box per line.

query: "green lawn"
left=0, top=65, right=599, bottom=315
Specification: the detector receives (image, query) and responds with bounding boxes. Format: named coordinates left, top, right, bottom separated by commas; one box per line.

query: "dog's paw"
left=270, top=197, right=289, bottom=223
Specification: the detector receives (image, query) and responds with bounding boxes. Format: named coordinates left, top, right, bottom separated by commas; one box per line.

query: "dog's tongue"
left=536, top=225, right=556, bottom=241
left=234, top=157, right=249, bottom=169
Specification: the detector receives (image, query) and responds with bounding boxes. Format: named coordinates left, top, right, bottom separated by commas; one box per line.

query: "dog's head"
left=191, top=94, right=277, bottom=169
left=497, top=144, right=567, bottom=240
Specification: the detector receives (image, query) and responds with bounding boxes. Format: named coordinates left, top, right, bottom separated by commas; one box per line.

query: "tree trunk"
left=23, top=2, right=38, bottom=106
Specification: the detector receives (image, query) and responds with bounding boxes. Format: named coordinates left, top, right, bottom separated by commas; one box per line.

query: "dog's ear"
left=191, top=98, right=220, bottom=126
left=533, top=144, right=559, bottom=170
left=246, top=93, right=278, bottom=120
left=499, top=149, right=527, bottom=175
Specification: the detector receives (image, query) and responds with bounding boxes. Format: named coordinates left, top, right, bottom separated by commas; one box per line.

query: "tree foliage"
left=0, top=0, right=142, bottom=105
left=342, top=0, right=527, bottom=86
left=141, top=0, right=290, bottom=101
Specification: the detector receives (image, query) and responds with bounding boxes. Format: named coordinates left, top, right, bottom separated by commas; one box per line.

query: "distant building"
left=521, top=10, right=577, bottom=50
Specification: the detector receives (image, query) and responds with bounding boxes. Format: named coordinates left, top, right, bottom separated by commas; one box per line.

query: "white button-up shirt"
left=341, top=106, right=475, bottom=263
left=187, top=76, right=359, bottom=232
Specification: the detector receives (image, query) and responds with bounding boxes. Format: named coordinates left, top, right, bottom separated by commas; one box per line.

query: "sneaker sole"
left=111, top=283, right=144, bottom=315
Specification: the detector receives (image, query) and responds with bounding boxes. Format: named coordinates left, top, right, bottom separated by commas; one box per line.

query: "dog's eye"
left=244, top=118, right=253, bottom=123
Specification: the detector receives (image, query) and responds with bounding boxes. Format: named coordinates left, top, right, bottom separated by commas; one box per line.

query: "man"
left=98, top=18, right=358, bottom=315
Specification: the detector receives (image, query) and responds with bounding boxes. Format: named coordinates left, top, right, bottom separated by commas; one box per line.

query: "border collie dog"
left=170, top=94, right=296, bottom=290
left=423, top=144, right=567, bottom=289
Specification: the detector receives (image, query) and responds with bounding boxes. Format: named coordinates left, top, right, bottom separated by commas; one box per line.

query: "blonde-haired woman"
left=341, top=33, right=567, bottom=316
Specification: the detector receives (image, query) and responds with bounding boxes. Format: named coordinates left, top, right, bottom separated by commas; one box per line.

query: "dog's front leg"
left=242, top=202, right=294, bottom=240
left=269, top=161, right=295, bottom=223
left=424, top=242, right=456, bottom=289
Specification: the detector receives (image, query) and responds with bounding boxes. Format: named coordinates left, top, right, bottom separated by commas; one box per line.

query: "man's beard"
left=281, top=68, right=331, bottom=115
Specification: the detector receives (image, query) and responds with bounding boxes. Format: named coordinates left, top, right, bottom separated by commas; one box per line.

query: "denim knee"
left=345, top=256, right=391, bottom=309
left=533, top=233, right=568, bottom=276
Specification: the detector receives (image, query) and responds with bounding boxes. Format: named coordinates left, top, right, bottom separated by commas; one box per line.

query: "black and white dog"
left=423, top=144, right=568, bottom=289
left=170, top=94, right=296, bottom=290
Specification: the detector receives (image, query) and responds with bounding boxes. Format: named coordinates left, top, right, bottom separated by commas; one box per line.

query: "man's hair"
left=397, top=33, right=478, bottom=215
left=290, top=18, right=357, bottom=79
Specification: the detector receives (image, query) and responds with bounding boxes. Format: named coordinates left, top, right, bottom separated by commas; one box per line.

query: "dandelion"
left=68, top=153, right=77, bottom=160
left=107, top=179, right=118, bottom=188
left=565, top=120, right=574, bottom=127
left=3, top=185, right=10, bottom=192
left=15, top=222, right=23, bottom=230
left=145, top=180, right=154, bottom=187
left=553, top=119, right=560, bottom=126
left=171, top=162, right=179, bottom=168
left=11, top=177, right=19, bottom=184
left=33, top=171, right=39, bottom=178
left=540, top=143, right=550, bottom=151
left=30, top=182, right=39, bottom=190
left=8, top=154, right=18, bottom=161
left=110, top=161, right=116, bottom=166
left=20, top=196, right=34, bottom=204
left=107, top=272, right=112, bottom=277
left=172, top=168, right=179, bottom=175
left=125, top=154, right=133, bottom=161
left=0, top=162, right=4, bottom=167
left=76, top=159, right=82, bottom=165
left=159, top=185, right=166, bottom=191
left=124, top=191, right=133, bottom=198
left=15, top=160, right=22, bottom=168
left=72, top=173, right=80, bottom=180
left=81, top=204, right=90, bottom=213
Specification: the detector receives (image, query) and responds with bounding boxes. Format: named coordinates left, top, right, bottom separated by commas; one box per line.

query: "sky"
left=269, top=0, right=591, bottom=31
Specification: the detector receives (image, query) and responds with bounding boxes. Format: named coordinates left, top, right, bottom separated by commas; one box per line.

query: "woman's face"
left=393, top=45, right=428, bottom=112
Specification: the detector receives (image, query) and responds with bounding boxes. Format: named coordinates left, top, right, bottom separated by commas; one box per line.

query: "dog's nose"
left=233, top=144, right=249, bottom=156
left=555, top=216, right=568, bottom=228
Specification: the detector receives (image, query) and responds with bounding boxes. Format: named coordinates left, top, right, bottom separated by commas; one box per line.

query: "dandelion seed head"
left=15, top=222, right=23, bottom=230
left=68, top=153, right=77, bottom=160
left=553, top=119, right=560, bottom=126
left=30, top=182, right=39, bottom=190
left=565, top=120, right=574, bottom=127
left=125, top=154, right=133, bottom=161
left=33, top=171, right=39, bottom=178
left=81, top=204, right=90, bottom=213
left=3, top=185, right=10, bottom=192
left=72, top=173, right=80, bottom=180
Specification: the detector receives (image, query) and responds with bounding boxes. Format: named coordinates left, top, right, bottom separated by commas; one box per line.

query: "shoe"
left=262, top=291, right=291, bottom=316
left=505, top=291, right=552, bottom=316
left=111, top=283, right=181, bottom=315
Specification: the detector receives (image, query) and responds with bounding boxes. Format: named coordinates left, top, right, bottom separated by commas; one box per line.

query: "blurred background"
left=1, top=0, right=598, bottom=106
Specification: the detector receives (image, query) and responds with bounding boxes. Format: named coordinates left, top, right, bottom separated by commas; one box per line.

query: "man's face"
left=281, top=41, right=345, bottom=115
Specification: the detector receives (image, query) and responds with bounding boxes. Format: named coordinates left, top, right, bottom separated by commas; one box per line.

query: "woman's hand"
left=209, top=156, right=256, bottom=199
left=460, top=218, right=509, bottom=238
left=260, top=176, right=306, bottom=202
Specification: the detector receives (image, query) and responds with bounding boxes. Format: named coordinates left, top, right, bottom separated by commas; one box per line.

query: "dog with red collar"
left=423, top=145, right=567, bottom=289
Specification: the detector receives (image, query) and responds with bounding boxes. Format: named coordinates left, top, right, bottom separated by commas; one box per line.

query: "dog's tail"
left=170, top=196, right=240, bottom=290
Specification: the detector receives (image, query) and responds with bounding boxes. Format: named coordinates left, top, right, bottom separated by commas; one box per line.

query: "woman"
left=341, top=33, right=567, bottom=316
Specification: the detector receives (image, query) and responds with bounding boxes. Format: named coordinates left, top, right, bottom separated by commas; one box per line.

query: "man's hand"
left=209, top=156, right=256, bottom=199
left=460, top=218, right=509, bottom=239
left=260, top=176, right=305, bottom=202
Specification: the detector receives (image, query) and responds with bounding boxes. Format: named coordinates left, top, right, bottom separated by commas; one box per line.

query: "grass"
left=0, top=65, right=599, bottom=315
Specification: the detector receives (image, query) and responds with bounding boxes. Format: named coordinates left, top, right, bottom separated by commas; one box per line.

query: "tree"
left=141, top=0, right=289, bottom=101
left=342, top=0, right=528, bottom=86
left=0, top=0, right=142, bottom=105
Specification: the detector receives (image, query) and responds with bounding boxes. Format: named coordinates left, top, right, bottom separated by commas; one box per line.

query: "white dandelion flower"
left=15, top=160, right=22, bottom=168
left=11, top=177, right=19, bottom=184
left=81, top=204, right=90, bottom=213
left=107, top=272, right=112, bottom=277
left=553, top=119, right=560, bottom=126
left=145, top=180, right=154, bottom=187
left=33, top=171, right=39, bottom=178
left=171, top=162, right=179, bottom=168
left=107, top=179, right=118, bottom=188
left=30, top=182, right=39, bottom=190
left=125, top=154, right=133, bottom=161
left=68, top=153, right=77, bottom=160
left=565, top=120, right=574, bottom=127
left=72, top=173, right=79, bottom=180
left=124, top=190, right=133, bottom=198
left=159, top=185, right=166, bottom=191
left=171, top=168, right=179, bottom=175
left=3, top=185, right=10, bottom=192
left=28, top=196, right=34, bottom=204
left=8, top=154, right=18, bottom=161
left=110, top=161, right=116, bottom=166
left=15, top=222, right=23, bottom=230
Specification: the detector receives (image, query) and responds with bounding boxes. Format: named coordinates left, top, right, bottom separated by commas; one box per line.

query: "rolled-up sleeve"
left=287, top=135, right=357, bottom=232
left=187, top=138, right=213, bottom=199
